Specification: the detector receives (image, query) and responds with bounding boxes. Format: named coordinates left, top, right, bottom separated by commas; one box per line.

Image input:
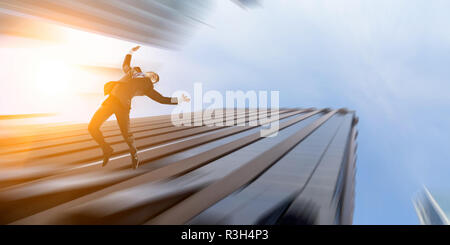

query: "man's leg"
left=114, top=107, right=140, bottom=169
left=88, top=104, right=114, bottom=166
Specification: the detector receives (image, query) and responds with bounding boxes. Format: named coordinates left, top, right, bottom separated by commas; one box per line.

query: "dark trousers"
left=88, top=95, right=136, bottom=154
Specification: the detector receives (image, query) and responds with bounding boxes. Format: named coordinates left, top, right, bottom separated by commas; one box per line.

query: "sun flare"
left=33, top=59, right=72, bottom=97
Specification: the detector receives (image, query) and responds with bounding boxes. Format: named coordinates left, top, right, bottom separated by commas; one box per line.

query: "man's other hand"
left=180, top=94, right=190, bottom=103
left=130, top=45, right=141, bottom=53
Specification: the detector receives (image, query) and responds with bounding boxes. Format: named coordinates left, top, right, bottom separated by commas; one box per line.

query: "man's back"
left=110, top=75, right=153, bottom=110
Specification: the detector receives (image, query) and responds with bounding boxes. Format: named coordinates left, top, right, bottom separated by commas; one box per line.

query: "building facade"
left=414, top=187, right=450, bottom=225
left=0, top=108, right=358, bottom=225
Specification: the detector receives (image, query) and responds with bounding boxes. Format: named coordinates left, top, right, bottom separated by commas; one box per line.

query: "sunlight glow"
left=33, top=59, right=72, bottom=97
left=1, top=20, right=170, bottom=124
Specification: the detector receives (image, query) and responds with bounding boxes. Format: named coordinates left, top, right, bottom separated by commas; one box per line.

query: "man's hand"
left=180, top=94, right=190, bottom=103
left=130, top=45, right=141, bottom=53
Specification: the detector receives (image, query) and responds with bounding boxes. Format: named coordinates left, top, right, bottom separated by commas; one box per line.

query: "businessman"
left=88, top=45, right=190, bottom=169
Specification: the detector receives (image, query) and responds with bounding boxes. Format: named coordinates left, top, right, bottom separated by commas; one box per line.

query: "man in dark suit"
left=88, top=45, right=190, bottom=169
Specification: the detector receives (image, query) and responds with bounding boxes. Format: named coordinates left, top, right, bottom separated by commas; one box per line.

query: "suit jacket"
left=105, top=54, right=178, bottom=110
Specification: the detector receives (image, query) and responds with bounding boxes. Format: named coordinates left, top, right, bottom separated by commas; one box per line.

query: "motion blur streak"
left=0, top=108, right=358, bottom=225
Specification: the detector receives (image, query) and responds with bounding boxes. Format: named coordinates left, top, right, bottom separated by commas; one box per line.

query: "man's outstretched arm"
left=122, top=46, right=140, bottom=74
left=122, top=54, right=132, bottom=74
left=145, top=89, right=178, bottom=105
left=145, top=90, right=190, bottom=105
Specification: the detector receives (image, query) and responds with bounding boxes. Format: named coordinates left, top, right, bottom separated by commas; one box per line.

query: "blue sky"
left=2, top=0, right=450, bottom=224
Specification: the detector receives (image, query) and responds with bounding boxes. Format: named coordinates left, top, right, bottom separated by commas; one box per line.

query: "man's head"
left=145, top=71, right=160, bottom=84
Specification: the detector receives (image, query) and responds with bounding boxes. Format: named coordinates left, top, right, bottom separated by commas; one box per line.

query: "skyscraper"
left=0, top=108, right=358, bottom=225
left=414, top=187, right=450, bottom=225
left=0, top=0, right=213, bottom=48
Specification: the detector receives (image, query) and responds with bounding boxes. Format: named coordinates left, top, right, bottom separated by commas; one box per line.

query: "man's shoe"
left=131, top=152, right=140, bottom=169
left=102, top=145, right=114, bottom=167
